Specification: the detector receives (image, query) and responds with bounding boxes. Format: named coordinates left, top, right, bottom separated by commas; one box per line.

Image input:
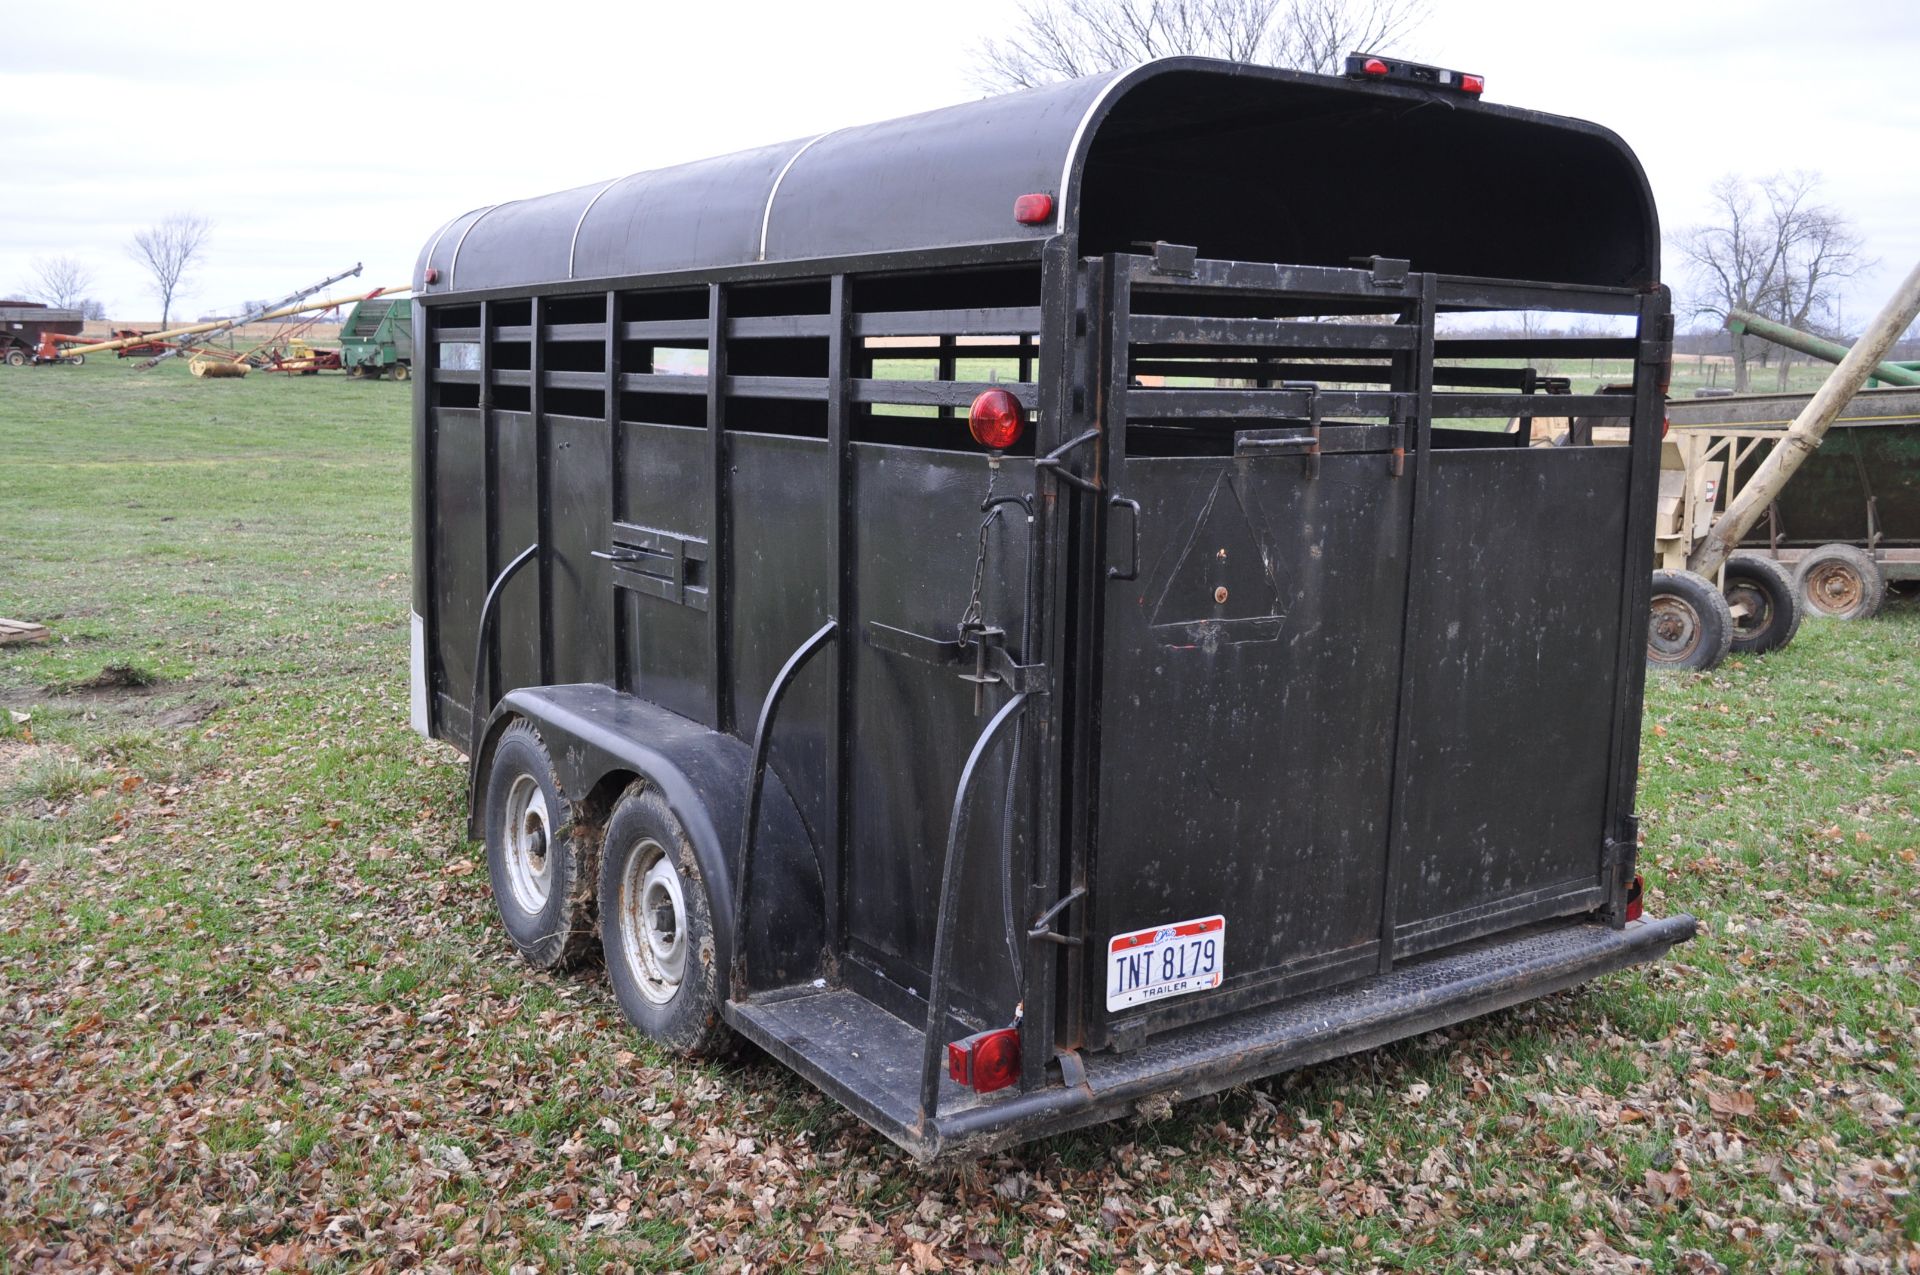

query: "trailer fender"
left=467, top=685, right=826, bottom=989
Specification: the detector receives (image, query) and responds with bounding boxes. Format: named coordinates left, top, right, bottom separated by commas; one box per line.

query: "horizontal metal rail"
left=1125, top=387, right=1632, bottom=421
left=1128, top=315, right=1416, bottom=351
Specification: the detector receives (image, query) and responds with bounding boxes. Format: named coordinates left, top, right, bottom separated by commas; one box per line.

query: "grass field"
left=2, top=357, right=1917, bottom=1272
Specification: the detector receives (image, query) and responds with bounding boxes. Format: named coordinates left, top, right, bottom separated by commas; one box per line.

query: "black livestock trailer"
left=408, top=55, right=1696, bottom=1159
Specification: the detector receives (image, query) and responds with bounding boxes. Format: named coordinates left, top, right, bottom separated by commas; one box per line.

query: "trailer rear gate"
left=410, top=57, right=1694, bottom=1158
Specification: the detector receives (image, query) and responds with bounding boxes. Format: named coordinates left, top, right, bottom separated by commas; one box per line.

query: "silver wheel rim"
left=502, top=773, right=554, bottom=914
left=620, top=838, right=688, bottom=1005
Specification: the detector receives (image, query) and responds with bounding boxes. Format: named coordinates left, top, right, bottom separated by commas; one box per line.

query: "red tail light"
left=969, top=388, right=1026, bottom=451
left=1459, top=73, right=1485, bottom=95
left=1362, top=57, right=1389, bottom=77
left=1013, top=192, right=1054, bottom=225
left=948, top=1027, right=1021, bottom=1093
left=1626, top=874, right=1644, bottom=922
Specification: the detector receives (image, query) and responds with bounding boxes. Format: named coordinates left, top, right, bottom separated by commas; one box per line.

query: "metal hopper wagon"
left=409, top=55, right=1696, bottom=1159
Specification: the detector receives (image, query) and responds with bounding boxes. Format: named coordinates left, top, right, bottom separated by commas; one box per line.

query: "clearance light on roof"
left=1344, top=52, right=1486, bottom=98
left=1013, top=192, right=1054, bottom=225
left=969, top=387, right=1026, bottom=451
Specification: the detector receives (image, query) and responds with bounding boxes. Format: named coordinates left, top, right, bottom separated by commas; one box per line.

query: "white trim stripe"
left=567, top=177, right=627, bottom=280
left=1055, top=66, right=1140, bottom=234
left=758, top=132, right=835, bottom=261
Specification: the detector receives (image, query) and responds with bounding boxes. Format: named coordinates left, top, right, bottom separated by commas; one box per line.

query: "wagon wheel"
left=1647, top=569, right=1732, bottom=670
left=66, top=353, right=86, bottom=366
left=346, top=364, right=368, bottom=379
left=1722, top=554, right=1801, bottom=655
left=4, top=348, right=25, bottom=367
left=390, top=363, right=411, bottom=382
left=1794, top=543, right=1884, bottom=621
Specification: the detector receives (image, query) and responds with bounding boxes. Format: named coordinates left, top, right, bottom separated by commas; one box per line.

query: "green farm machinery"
left=339, top=295, right=413, bottom=380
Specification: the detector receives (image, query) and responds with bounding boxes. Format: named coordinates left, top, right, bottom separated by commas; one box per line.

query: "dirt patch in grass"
left=57, top=662, right=158, bottom=694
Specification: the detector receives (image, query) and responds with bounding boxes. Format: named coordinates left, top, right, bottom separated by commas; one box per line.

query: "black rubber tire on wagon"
left=483, top=720, right=599, bottom=971
left=598, top=783, right=732, bottom=1059
left=4, top=349, right=26, bottom=367
left=1647, top=569, right=1733, bottom=671
left=390, top=362, right=411, bottom=382
left=1794, top=543, right=1885, bottom=621
left=1723, top=553, right=1802, bottom=655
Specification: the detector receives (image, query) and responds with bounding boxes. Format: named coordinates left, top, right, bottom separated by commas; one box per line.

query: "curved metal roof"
left=417, top=58, right=1658, bottom=297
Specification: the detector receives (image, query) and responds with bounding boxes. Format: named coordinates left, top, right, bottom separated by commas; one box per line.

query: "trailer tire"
left=66, top=353, right=85, bottom=367
left=483, top=720, right=599, bottom=971
left=1723, top=554, right=1801, bottom=654
left=4, top=349, right=24, bottom=367
left=1794, top=543, right=1884, bottom=620
left=1647, top=569, right=1732, bottom=670
left=390, top=362, right=411, bottom=382
left=599, top=782, right=732, bottom=1059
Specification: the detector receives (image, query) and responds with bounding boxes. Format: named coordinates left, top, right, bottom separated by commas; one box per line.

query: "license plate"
left=1106, top=915, right=1225, bottom=1012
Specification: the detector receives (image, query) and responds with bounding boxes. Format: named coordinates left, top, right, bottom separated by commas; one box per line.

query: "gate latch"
left=1139, top=241, right=1198, bottom=277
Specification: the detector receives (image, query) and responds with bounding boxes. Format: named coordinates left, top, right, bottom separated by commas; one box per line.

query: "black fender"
left=467, top=684, right=826, bottom=991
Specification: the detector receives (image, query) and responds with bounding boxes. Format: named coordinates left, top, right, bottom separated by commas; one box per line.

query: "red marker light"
left=1362, top=57, right=1390, bottom=77
left=1625, top=874, right=1644, bottom=923
left=1459, top=73, right=1485, bottom=95
left=969, top=387, right=1026, bottom=450
left=423, top=267, right=441, bottom=285
left=1013, top=192, right=1054, bottom=225
left=948, top=1027, right=1022, bottom=1093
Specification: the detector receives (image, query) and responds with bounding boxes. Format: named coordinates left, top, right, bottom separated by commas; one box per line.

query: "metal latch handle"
left=1107, top=495, right=1141, bottom=581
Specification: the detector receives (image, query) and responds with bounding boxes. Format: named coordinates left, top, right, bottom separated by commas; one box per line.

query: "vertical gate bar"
left=937, top=333, right=956, bottom=424
left=706, top=282, right=732, bottom=732
left=606, top=290, right=626, bottom=692
left=531, top=296, right=553, bottom=685
left=412, top=298, right=438, bottom=734
left=1076, top=255, right=1128, bottom=1047
left=1597, top=288, right=1671, bottom=918
left=827, top=272, right=853, bottom=960
left=479, top=298, right=499, bottom=749
left=1374, top=272, right=1437, bottom=973
left=1019, top=240, right=1074, bottom=1087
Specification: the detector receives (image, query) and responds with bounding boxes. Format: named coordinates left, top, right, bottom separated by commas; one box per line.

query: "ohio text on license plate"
left=1106, top=915, right=1225, bottom=1012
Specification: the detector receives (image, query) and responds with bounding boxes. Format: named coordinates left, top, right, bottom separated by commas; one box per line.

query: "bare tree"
left=23, top=255, right=95, bottom=310
left=1676, top=173, right=1869, bottom=392
left=1267, top=0, right=1427, bottom=74
left=127, top=213, right=213, bottom=329
left=975, top=0, right=1425, bottom=92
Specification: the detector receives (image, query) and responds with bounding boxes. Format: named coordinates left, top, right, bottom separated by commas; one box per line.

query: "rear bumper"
left=732, top=913, right=1696, bottom=1160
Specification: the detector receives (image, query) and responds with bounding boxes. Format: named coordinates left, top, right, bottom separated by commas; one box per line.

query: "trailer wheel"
left=483, top=720, right=598, bottom=971
left=1723, top=554, right=1801, bottom=654
left=1647, top=569, right=1732, bottom=670
left=599, top=783, right=731, bottom=1058
left=66, top=353, right=85, bottom=367
left=4, top=349, right=24, bottom=368
left=390, top=363, right=411, bottom=382
left=1794, top=543, right=1885, bottom=620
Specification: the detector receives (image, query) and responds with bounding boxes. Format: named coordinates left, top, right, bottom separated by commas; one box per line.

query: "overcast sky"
left=4, top=0, right=1915, bottom=330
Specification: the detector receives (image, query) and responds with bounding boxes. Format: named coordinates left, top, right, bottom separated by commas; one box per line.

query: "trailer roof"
left=417, top=58, right=1658, bottom=299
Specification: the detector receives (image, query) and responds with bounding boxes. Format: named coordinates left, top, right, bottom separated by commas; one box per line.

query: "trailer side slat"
left=618, top=371, right=710, bottom=395
left=621, top=318, right=712, bottom=342
left=853, top=306, right=1042, bottom=337
left=1128, top=315, right=1417, bottom=351
left=545, top=322, right=609, bottom=343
